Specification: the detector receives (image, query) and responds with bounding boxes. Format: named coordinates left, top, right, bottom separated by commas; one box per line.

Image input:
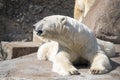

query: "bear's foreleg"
left=37, top=41, right=58, bottom=61
left=52, top=50, right=80, bottom=76
left=37, top=43, right=48, bottom=60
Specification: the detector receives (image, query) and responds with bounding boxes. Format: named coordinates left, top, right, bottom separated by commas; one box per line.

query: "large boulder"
left=83, top=0, right=120, bottom=44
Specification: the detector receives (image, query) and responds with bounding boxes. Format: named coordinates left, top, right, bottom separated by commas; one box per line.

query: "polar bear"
left=34, top=15, right=115, bottom=76
left=74, top=0, right=96, bottom=22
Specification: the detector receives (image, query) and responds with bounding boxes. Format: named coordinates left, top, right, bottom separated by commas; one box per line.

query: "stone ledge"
left=1, top=42, right=39, bottom=59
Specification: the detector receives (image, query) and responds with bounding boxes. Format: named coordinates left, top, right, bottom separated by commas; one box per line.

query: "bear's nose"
left=32, top=25, right=35, bottom=29
left=37, top=30, right=43, bottom=35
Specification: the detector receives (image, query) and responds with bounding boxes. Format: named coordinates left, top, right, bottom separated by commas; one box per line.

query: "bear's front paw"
left=61, top=68, right=80, bottom=76
left=89, top=66, right=108, bottom=74
left=53, top=66, right=80, bottom=76
left=67, top=68, right=80, bottom=75
left=37, top=54, right=47, bottom=60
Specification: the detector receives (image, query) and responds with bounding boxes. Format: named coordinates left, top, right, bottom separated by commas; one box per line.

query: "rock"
left=0, top=0, right=74, bottom=41
left=0, top=45, right=119, bottom=80
left=0, top=1, right=3, bottom=10
left=115, top=44, right=120, bottom=56
left=83, top=0, right=120, bottom=44
left=0, top=16, right=32, bottom=41
left=0, top=42, right=3, bottom=61
left=0, top=16, right=7, bottom=41
left=1, top=42, right=39, bottom=60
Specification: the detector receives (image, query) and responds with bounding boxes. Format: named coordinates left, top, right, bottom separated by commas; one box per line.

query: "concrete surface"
left=1, top=42, right=39, bottom=59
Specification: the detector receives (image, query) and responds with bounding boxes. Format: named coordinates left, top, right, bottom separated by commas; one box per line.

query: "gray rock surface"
left=0, top=16, right=32, bottom=41
left=0, top=45, right=119, bottom=80
left=83, top=0, right=120, bottom=44
left=0, top=0, right=74, bottom=41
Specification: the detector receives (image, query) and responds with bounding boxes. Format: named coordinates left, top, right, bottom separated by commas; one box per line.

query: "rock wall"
left=0, top=0, right=74, bottom=41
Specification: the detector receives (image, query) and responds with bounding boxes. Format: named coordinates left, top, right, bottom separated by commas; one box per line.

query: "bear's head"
left=33, top=15, right=94, bottom=50
left=33, top=15, right=73, bottom=42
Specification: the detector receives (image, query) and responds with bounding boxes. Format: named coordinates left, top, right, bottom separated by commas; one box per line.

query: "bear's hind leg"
left=90, top=51, right=112, bottom=74
left=52, top=51, right=80, bottom=76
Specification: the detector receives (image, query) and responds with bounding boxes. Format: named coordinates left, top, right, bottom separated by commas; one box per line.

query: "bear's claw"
left=69, top=70, right=80, bottom=75
left=89, top=67, right=108, bottom=74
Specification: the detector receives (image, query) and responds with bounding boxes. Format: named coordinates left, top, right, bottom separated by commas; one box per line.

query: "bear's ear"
left=61, top=17, right=67, bottom=25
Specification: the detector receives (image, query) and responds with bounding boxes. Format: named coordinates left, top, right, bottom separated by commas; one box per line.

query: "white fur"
left=34, top=15, right=115, bottom=76
left=37, top=41, right=58, bottom=61
left=97, top=39, right=115, bottom=57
